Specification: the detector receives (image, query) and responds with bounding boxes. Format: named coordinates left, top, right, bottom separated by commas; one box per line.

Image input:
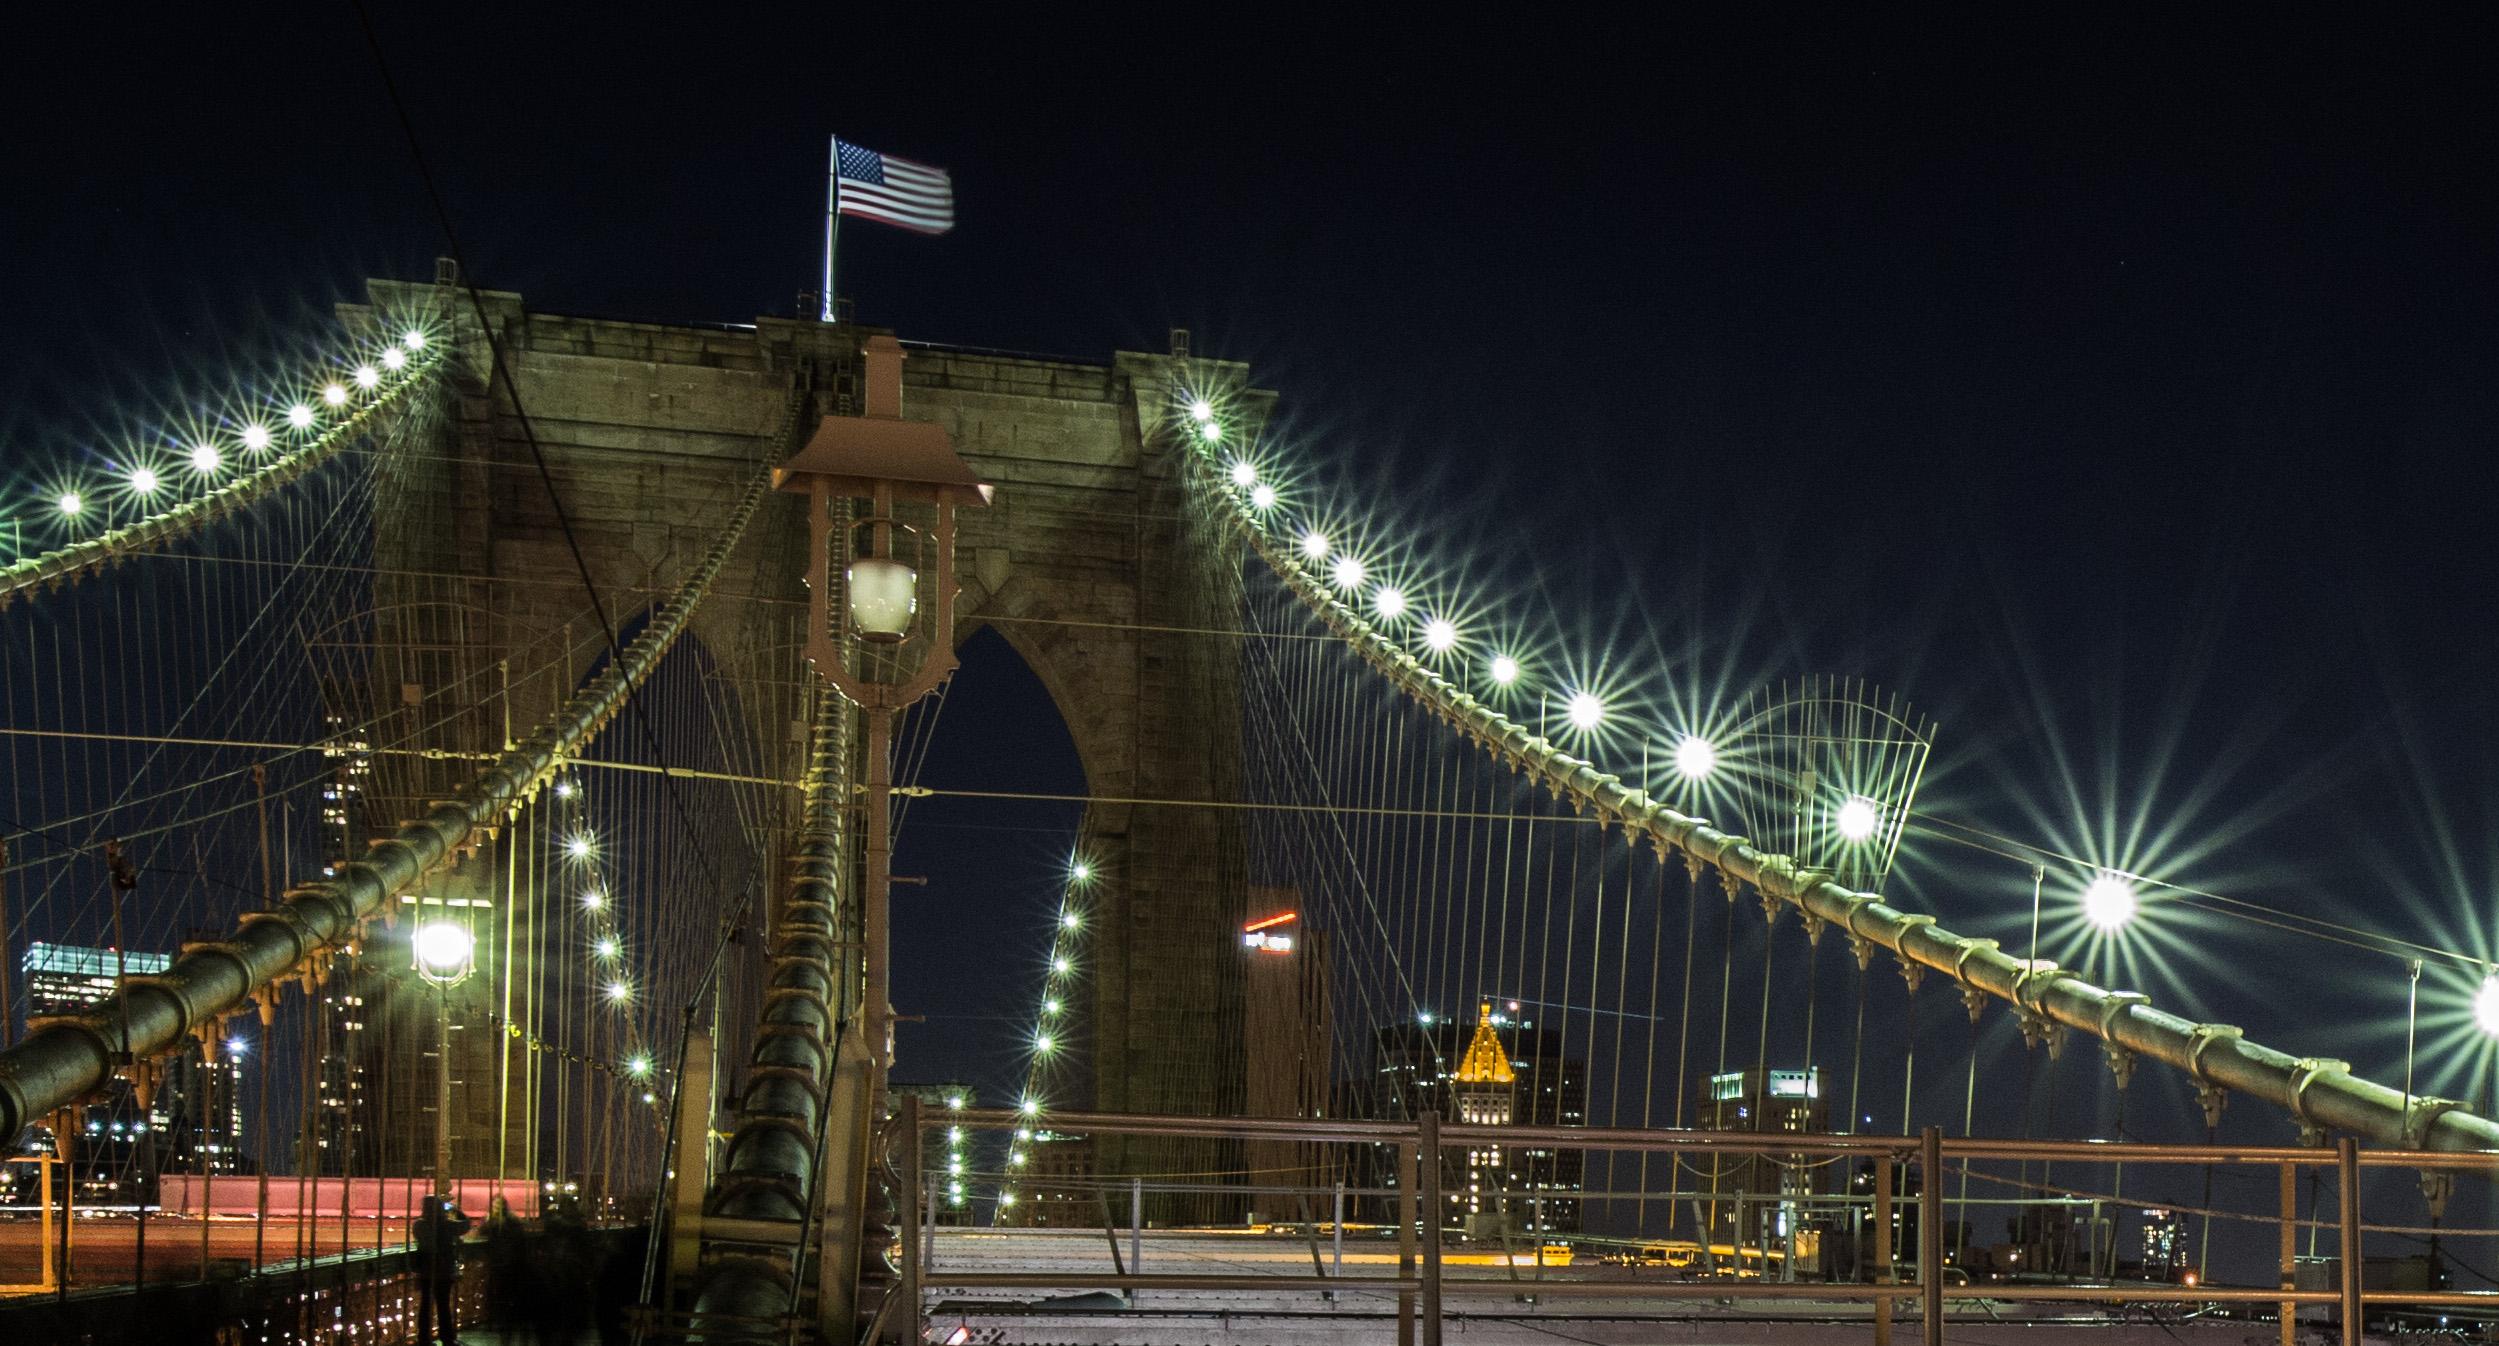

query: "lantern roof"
left=773, top=417, right=992, bottom=506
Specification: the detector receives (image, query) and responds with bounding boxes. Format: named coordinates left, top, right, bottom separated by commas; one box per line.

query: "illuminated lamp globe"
left=626, top=1055, right=652, bottom=1078
left=1299, top=530, right=1330, bottom=561
left=1422, top=618, right=1457, bottom=653
left=1052, top=956, right=1072, bottom=974
left=403, top=329, right=427, bottom=351
left=1035, top=1035, right=1055, bottom=1053
left=1251, top=483, right=1277, bottom=510
left=1674, top=735, right=1717, bottom=781
left=241, top=424, right=272, bottom=451
left=1199, top=420, right=1223, bottom=445
left=1330, top=556, right=1365, bottom=590
left=2082, top=873, right=2138, bottom=932
left=287, top=404, right=314, bottom=429
left=1061, top=911, right=1081, bottom=930
left=354, top=364, right=380, bottom=389
left=130, top=468, right=160, bottom=495
left=1835, top=796, right=1881, bottom=843
left=1070, top=860, right=1094, bottom=882
left=595, top=937, right=619, bottom=959
left=606, top=980, right=632, bottom=1003
left=57, top=491, right=83, bottom=516
left=1189, top=399, right=1214, bottom=423
left=412, top=922, right=474, bottom=979
left=1373, top=586, right=1407, bottom=620
left=846, top=557, right=918, bottom=642
left=1489, top=654, right=1520, bottom=686
left=322, top=383, right=348, bottom=406
left=382, top=347, right=407, bottom=371
left=1566, top=691, right=1604, bottom=732
left=1018, top=1097, right=1040, bottom=1116
left=190, top=444, right=222, bottom=474
left=2476, top=974, right=2499, bottom=1038
left=1229, top=460, right=1257, bottom=487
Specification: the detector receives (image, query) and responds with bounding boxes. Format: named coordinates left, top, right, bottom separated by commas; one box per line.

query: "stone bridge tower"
left=349, top=277, right=1260, bottom=1210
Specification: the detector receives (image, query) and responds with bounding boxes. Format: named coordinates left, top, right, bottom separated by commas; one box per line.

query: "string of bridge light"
left=1175, top=387, right=2499, bottom=1042
left=550, top=772, right=667, bottom=1101
left=993, top=854, right=1091, bottom=1218
left=24, top=324, right=440, bottom=536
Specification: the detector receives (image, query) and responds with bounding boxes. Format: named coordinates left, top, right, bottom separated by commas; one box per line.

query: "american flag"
left=833, top=138, right=956, bottom=235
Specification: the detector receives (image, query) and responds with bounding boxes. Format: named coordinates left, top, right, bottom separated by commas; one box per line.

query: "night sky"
left=5, top=9, right=2496, bottom=1155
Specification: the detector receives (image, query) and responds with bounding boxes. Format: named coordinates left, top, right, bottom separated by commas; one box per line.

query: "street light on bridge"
left=776, top=339, right=992, bottom=1333
left=2475, top=972, right=2499, bottom=1038
left=411, top=921, right=475, bottom=1199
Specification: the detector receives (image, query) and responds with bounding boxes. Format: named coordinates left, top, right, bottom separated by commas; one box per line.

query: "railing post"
left=1130, top=1176, right=1144, bottom=1286
left=1397, top=1132, right=1418, bottom=1346
left=1419, top=1110, right=1443, bottom=1346
left=1920, top=1126, right=1944, bottom=1346
left=2279, top=1160, right=2298, bottom=1346
left=1873, top=1149, right=1893, bottom=1346
left=896, top=1093, right=921, bottom=1344
left=1332, top=1181, right=1345, bottom=1287
left=2336, top=1136, right=2361, bottom=1346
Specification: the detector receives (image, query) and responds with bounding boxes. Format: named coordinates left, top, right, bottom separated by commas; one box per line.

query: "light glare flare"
left=1189, top=399, right=1214, bottom=423
left=2476, top=975, right=2499, bottom=1038
left=241, top=424, right=272, bottom=451
left=1423, top=618, right=1458, bottom=653
left=1052, top=956, right=1072, bottom=974
left=56, top=490, right=83, bottom=516
left=1373, top=586, right=1407, bottom=620
left=1250, top=483, right=1278, bottom=510
left=1299, top=530, right=1330, bottom=561
left=2082, top=873, right=2139, bottom=932
left=412, top=922, right=473, bottom=974
left=1229, top=460, right=1256, bottom=487
left=190, top=444, right=222, bottom=474
left=1566, top=691, right=1605, bottom=732
left=287, top=404, right=314, bottom=429
left=606, top=980, right=632, bottom=1003
left=1490, top=654, right=1520, bottom=686
left=382, top=348, right=407, bottom=371
left=1331, top=556, right=1366, bottom=590
left=1199, top=420, right=1222, bottom=444
left=1674, top=735, right=1718, bottom=781
left=354, top=365, right=380, bottom=389
left=129, top=468, right=160, bottom=495
left=323, top=383, right=348, bottom=406
left=1836, top=796, right=1882, bottom=842
left=403, top=329, right=427, bottom=351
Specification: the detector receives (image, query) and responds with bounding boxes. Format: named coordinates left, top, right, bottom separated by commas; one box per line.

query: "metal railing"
left=904, top=1108, right=2499, bottom=1346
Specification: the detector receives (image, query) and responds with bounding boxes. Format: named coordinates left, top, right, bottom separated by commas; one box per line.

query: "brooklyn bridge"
left=0, top=268, right=2491, bottom=1346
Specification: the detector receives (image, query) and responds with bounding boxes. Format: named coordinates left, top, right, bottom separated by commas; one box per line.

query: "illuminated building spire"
left=1455, top=1001, right=1515, bottom=1085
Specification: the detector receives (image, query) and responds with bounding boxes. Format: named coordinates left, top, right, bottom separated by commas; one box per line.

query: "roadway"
left=923, top=1227, right=2325, bottom=1346
left=0, top=1214, right=414, bottom=1291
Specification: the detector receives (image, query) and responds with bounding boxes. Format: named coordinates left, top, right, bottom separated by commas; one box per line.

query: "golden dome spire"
left=1454, top=1001, right=1515, bottom=1084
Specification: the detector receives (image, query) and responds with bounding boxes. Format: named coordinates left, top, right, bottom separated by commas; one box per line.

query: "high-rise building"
left=1692, top=1066, right=1828, bottom=1264
left=1240, top=897, right=1332, bottom=1220
left=1000, top=1130, right=1095, bottom=1229
left=23, top=942, right=248, bottom=1191
left=1372, top=1004, right=1585, bottom=1237
left=23, top=941, right=171, bottom=1013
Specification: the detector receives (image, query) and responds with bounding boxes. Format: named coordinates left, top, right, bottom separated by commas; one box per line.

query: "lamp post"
left=774, top=333, right=990, bottom=1339
left=411, top=921, right=475, bottom=1199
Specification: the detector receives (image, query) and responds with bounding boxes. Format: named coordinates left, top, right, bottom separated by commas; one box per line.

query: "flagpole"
left=821, top=136, right=842, bottom=322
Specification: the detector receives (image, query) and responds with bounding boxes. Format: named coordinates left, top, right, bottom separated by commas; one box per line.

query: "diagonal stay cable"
left=350, top=0, right=761, bottom=898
